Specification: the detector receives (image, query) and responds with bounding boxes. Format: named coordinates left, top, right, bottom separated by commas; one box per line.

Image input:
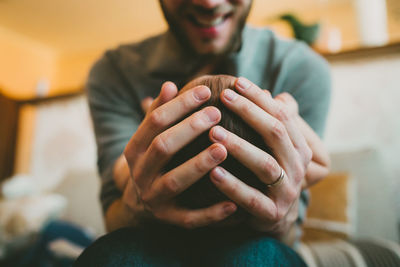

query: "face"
left=159, top=0, right=253, bottom=56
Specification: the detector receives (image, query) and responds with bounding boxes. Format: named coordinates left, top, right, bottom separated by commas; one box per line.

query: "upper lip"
left=186, top=4, right=234, bottom=24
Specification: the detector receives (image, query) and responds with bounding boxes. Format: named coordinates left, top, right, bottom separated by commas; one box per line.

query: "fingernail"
left=212, top=167, right=225, bottom=182
left=223, top=89, right=237, bottom=101
left=212, top=127, right=226, bottom=141
left=194, top=86, right=210, bottom=101
left=224, top=204, right=236, bottom=215
left=204, top=108, right=220, bottom=122
left=236, top=77, right=251, bottom=91
left=210, top=146, right=225, bottom=161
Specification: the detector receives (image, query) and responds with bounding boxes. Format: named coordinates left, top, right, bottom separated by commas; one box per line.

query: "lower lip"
left=189, top=17, right=230, bottom=39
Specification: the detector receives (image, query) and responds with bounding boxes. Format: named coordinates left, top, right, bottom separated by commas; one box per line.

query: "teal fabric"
left=87, top=25, right=331, bottom=222
left=74, top=225, right=307, bottom=267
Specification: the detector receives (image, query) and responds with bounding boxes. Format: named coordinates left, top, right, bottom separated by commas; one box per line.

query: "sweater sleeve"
left=274, top=42, right=331, bottom=138
left=86, top=52, right=143, bottom=214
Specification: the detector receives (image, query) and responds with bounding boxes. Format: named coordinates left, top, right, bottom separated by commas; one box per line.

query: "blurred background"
left=0, top=0, right=399, bottom=265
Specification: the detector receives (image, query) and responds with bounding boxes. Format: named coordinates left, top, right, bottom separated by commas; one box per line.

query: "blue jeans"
left=74, top=224, right=306, bottom=267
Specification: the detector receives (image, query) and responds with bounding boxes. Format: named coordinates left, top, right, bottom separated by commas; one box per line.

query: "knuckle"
left=189, top=113, right=206, bottom=132
left=280, top=92, right=291, bottom=102
left=240, top=101, right=253, bottom=117
left=180, top=94, right=193, bottom=111
left=123, top=147, right=131, bottom=161
left=283, top=93, right=296, bottom=104
left=148, top=110, right=166, bottom=129
left=132, top=168, right=142, bottom=183
left=227, top=180, right=240, bottom=194
left=271, top=120, right=286, bottom=140
left=229, top=135, right=242, bottom=152
left=275, top=207, right=286, bottom=222
left=182, top=216, right=196, bottom=229
left=162, top=176, right=180, bottom=195
left=194, top=158, right=208, bottom=174
left=123, top=143, right=136, bottom=163
left=139, top=192, right=151, bottom=205
left=261, top=156, right=276, bottom=175
left=261, top=91, right=272, bottom=105
left=255, top=89, right=265, bottom=101
left=152, top=209, right=164, bottom=221
left=152, top=135, right=170, bottom=156
left=246, top=195, right=261, bottom=212
left=286, top=186, right=298, bottom=203
left=293, top=160, right=306, bottom=183
left=263, top=89, right=272, bottom=98
left=304, top=146, right=313, bottom=165
left=283, top=93, right=299, bottom=113
left=276, top=103, right=290, bottom=122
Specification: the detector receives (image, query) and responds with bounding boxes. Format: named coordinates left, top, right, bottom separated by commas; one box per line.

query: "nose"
left=191, top=0, right=227, bottom=9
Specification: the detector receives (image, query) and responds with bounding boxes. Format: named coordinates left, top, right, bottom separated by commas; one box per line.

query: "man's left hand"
left=208, top=77, right=318, bottom=236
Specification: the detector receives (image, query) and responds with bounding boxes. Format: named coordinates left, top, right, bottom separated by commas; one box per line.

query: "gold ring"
left=266, top=168, right=285, bottom=188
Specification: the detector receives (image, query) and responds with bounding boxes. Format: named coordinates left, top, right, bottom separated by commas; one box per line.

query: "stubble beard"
left=159, top=1, right=252, bottom=59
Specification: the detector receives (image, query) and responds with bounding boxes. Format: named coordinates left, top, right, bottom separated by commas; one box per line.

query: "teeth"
left=195, top=16, right=224, bottom=27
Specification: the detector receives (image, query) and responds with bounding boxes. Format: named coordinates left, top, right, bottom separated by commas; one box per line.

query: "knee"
left=74, top=227, right=182, bottom=267
left=205, top=237, right=306, bottom=267
left=74, top=228, right=145, bottom=266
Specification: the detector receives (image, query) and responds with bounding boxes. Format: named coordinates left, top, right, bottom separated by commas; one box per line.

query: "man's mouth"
left=189, top=14, right=231, bottom=28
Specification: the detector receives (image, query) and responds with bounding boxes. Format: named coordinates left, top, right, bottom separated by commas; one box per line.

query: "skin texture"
left=105, top=0, right=330, bottom=238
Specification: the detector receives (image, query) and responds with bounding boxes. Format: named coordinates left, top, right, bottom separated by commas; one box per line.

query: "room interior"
left=0, top=0, right=399, bottom=265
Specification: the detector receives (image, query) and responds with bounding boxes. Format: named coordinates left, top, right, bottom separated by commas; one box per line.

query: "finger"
left=209, top=166, right=277, bottom=221
left=304, top=161, right=329, bottom=189
left=125, top=85, right=211, bottom=160
left=235, top=77, right=277, bottom=111
left=144, top=143, right=227, bottom=202
left=235, top=78, right=308, bottom=161
left=124, top=82, right=178, bottom=164
left=297, top=116, right=330, bottom=168
left=209, top=126, right=281, bottom=185
left=274, top=95, right=311, bottom=166
left=141, top=97, right=154, bottom=114
left=274, top=92, right=298, bottom=114
left=155, top=201, right=237, bottom=229
left=136, top=107, right=221, bottom=187
left=113, top=155, right=130, bottom=191
left=146, top=81, right=178, bottom=115
left=220, top=88, right=296, bottom=169
left=210, top=126, right=301, bottom=204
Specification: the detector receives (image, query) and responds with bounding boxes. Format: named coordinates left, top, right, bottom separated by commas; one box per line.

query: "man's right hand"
left=110, top=81, right=237, bottom=231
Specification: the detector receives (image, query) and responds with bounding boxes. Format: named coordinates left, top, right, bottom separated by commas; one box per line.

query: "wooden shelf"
left=321, top=41, right=400, bottom=61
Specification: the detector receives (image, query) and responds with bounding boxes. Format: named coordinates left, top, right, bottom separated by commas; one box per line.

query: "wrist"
left=105, top=198, right=146, bottom=232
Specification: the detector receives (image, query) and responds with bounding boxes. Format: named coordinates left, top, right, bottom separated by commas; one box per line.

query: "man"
left=76, top=0, right=331, bottom=265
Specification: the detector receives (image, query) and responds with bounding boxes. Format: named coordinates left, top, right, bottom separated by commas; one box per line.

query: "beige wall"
left=0, top=26, right=56, bottom=99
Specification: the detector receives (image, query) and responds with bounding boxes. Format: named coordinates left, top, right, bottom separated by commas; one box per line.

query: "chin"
left=190, top=35, right=240, bottom=56
left=193, top=44, right=230, bottom=56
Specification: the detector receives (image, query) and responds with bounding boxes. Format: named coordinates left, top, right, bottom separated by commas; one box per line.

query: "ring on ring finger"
left=266, top=167, right=285, bottom=188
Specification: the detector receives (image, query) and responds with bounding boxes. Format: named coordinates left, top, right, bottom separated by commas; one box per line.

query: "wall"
left=325, top=52, right=400, bottom=238
left=0, top=26, right=56, bottom=99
